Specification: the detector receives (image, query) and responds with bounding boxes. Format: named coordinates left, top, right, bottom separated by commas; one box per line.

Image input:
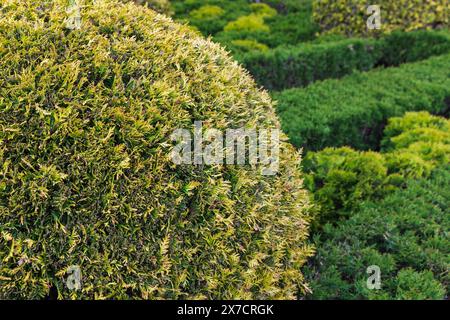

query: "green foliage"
left=382, top=111, right=450, bottom=151
left=249, top=3, right=277, bottom=18
left=274, top=54, right=450, bottom=151
left=260, top=10, right=318, bottom=47
left=393, top=269, right=446, bottom=300
left=189, top=4, right=224, bottom=19
left=239, top=30, right=450, bottom=91
left=131, top=0, right=173, bottom=15
left=304, top=147, right=390, bottom=224
left=172, top=0, right=254, bottom=35
left=185, top=4, right=227, bottom=34
left=221, top=4, right=275, bottom=34
left=0, top=0, right=313, bottom=299
left=305, top=166, right=450, bottom=300
left=303, top=112, right=450, bottom=226
left=379, top=30, right=450, bottom=66
left=240, top=38, right=383, bottom=91
left=262, top=0, right=313, bottom=14
left=224, top=14, right=270, bottom=33
left=313, top=0, right=449, bottom=36
left=228, top=39, right=269, bottom=55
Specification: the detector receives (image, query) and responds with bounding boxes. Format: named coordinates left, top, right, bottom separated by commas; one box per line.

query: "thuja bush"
left=305, top=165, right=449, bottom=300
left=313, top=0, right=449, bottom=36
left=0, top=0, right=313, bottom=299
left=304, top=112, right=450, bottom=226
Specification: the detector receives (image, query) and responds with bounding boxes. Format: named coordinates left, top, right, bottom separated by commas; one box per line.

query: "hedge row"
left=274, top=54, right=450, bottom=151
left=313, top=0, right=449, bottom=36
left=305, top=165, right=450, bottom=300
left=303, top=112, right=450, bottom=226
left=239, top=30, right=450, bottom=91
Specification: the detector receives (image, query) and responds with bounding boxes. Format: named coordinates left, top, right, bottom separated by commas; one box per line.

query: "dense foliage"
left=131, top=0, right=173, bottom=15
left=275, top=54, right=450, bottom=151
left=313, top=0, right=449, bottom=36
left=303, top=112, right=450, bottom=226
left=306, top=165, right=449, bottom=300
left=239, top=30, right=450, bottom=91
left=304, top=112, right=450, bottom=299
left=172, top=0, right=318, bottom=53
left=0, top=0, right=313, bottom=299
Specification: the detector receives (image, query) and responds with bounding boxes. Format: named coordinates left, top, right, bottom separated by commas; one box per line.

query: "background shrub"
left=379, top=30, right=450, bottom=66
left=382, top=111, right=450, bottom=151
left=313, top=0, right=449, bottom=36
left=303, top=112, right=450, bottom=226
left=275, top=54, right=450, bottom=151
left=224, top=14, right=270, bottom=33
left=305, top=165, right=450, bottom=300
left=0, top=0, right=313, bottom=299
left=239, top=38, right=383, bottom=91
left=174, top=0, right=318, bottom=52
left=228, top=39, right=269, bottom=55
left=172, top=0, right=253, bottom=36
left=187, top=4, right=226, bottom=34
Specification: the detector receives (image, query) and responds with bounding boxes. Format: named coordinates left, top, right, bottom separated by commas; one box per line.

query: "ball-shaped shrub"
left=313, top=0, right=449, bottom=36
left=0, top=0, right=312, bottom=299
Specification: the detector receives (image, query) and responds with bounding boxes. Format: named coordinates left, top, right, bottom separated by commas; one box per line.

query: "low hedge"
left=379, top=30, right=450, bottom=66
left=304, top=112, right=450, bottom=226
left=305, top=165, right=450, bottom=300
left=0, top=0, right=313, bottom=299
left=239, top=38, right=382, bottom=91
left=239, top=30, right=450, bottom=91
left=274, top=54, right=450, bottom=151
left=313, top=0, right=449, bottom=36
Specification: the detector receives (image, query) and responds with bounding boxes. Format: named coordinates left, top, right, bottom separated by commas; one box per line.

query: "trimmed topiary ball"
left=0, top=0, right=312, bottom=299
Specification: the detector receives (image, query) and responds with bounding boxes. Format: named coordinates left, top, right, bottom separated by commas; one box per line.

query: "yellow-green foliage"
left=0, top=0, right=313, bottom=299
left=224, top=3, right=277, bottom=33
left=313, top=0, right=449, bottom=36
left=382, top=111, right=450, bottom=150
left=383, top=112, right=450, bottom=170
left=189, top=5, right=225, bottom=20
left=304, top=112, right=450, bottom=224
left=224, top=14, right=270, bottom=33
left=250, top=3, right=277, bottom=18
left=230, top=39, right=269, bottom=53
